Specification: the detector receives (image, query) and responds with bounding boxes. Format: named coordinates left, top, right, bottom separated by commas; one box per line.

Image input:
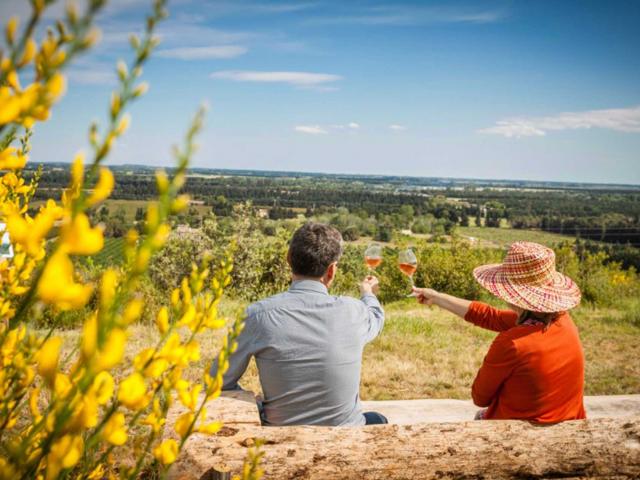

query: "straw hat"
left=473, top=242, right=581, bottom=313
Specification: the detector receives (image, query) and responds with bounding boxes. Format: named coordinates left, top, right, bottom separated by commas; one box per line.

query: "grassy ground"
left=457, top=226, right=578, bottom=248
left=52, top=298, right=640, bottom=401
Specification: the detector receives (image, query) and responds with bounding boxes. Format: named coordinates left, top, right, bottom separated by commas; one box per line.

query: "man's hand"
left=360, top=275, right=379, bottom=296
left=412, top=287, right=440, bottom=305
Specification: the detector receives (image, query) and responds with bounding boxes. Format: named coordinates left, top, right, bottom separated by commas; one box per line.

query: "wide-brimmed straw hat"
left=473, top=241, right=581, bottom=313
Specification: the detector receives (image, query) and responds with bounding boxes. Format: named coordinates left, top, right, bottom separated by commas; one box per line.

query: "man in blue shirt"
left=212, top=222, right=386, bottom=426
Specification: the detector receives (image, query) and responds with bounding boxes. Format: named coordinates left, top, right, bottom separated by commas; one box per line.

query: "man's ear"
left=286, top=249, right=292, bottom=267
left=326, top=262, right=338, bottom=281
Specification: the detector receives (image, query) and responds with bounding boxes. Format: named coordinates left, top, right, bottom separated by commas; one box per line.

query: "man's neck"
left=291, top=274, right=329, bottom=288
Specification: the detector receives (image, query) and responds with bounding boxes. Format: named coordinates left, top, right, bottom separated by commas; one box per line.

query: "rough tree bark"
left=167, top=393, right=640, bottom=479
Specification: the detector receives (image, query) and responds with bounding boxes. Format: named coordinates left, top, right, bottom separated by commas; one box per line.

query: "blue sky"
left=4, top=0, right=640, bottom=183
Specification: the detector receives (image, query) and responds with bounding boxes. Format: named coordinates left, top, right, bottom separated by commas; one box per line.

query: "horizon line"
left=32, top=161, right=640, bottom=189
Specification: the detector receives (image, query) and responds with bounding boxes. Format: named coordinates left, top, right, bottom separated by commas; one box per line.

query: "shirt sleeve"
left=471, top=334, right=518, bottom=407
left=464, top=301, right=518, bottom=332
left=360, top=293, right=385, bottom=344
left=211, top=309, right=257, bottom=391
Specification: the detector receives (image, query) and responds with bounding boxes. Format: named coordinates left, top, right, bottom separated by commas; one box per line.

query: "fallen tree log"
left=168, top=393, right=640, bottom=479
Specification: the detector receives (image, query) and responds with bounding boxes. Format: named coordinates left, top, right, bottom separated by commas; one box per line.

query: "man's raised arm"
left=360, top=275, right=385, bottom=343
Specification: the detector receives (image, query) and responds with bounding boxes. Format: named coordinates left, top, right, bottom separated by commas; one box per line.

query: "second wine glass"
left=398, top=248, right=417, bottom=292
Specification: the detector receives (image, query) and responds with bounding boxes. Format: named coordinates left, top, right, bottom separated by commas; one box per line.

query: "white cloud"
left=157, top=23, right=256, bottom=46
left=65, top=57, right=117, bottom=86
left=157, top=45, right=247, bottom=60
left=479, top=105, right=640, bottom=138
left=306, top=5, right=507, bottom=27
left=479, top=123, right=546, bottom=138
left=294, top=125, right=328, bottom=135
left=389, top=124, right=407, bottom=131
left=190, top=1, right=319, bottom=17
left=95, top=16, right=258, bottom=53
left=330, top=122, right=360, bottom=130
left=296, top=122, right=361, bottom=134
left=210, top=70, right=342, bottom=88
left=234, top=2, right=320, bottom=14
left=67, top=69, right=116, bottom=86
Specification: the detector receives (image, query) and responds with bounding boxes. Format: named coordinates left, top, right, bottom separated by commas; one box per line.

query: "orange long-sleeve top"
left=465, top=301, right=586, bottom=423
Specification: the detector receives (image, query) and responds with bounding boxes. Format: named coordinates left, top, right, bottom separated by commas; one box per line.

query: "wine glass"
left=398, top=248, right=418, bottom=293
left=364, top=243, right=383, bottom=271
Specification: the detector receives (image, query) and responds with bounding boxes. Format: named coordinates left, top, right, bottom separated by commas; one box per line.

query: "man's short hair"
left=289, top=223, right=343, bottom=277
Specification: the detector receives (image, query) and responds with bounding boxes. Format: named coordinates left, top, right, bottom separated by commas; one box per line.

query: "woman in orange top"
left=413, top=241, right=586, bottom=423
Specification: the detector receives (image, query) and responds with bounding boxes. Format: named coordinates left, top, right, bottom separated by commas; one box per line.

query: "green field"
left=457, top=226, right=578, bottom=248
left=91, top=237, right=126, bottom=266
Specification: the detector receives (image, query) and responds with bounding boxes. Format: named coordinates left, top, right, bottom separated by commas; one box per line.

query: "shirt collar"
left=289, top=279, right=329, bottom=295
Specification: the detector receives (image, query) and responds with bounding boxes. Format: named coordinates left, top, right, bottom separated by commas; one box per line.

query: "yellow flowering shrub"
left=0, top=1, right=256, bottom=479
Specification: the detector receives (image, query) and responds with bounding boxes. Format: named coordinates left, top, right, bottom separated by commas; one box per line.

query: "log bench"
left=168, top=392, right=640, bottom=479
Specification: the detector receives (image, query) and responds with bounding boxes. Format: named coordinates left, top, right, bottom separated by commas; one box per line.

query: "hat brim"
left=473, top=263, right=581, bottom=313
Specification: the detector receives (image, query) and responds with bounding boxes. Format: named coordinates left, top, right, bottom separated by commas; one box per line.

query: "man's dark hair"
left=289, top=223, right=343, bottom=277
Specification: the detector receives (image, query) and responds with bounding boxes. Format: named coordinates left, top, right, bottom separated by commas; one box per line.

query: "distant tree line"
left=28, top=167, right=640, bottom=248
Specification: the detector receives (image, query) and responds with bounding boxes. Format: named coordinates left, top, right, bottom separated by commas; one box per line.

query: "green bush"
left=148, top=227, right=216, bottom=291
left=229, top=230, right=291, bottom=301
left=555, top=242, right=640, bottom=306
left=331, top=244, right=369, bottom=296
left=332, top=242, right=501, bottom=303
left=416, top=242, right=502, bottom=300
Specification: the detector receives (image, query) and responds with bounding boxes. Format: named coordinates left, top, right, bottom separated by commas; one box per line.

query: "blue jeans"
left=258, top=399, right=389, bottom=425
left=363, top=411, right=389, bottom=425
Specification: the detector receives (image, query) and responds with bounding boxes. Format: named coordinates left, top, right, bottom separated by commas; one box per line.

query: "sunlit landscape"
left=1, top=0, right=639, bottom=478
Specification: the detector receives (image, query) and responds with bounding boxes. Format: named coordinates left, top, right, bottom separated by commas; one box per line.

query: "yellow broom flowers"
left=35, top=337, right=61, bottom=384
left=153, top=439, right=178, bottom=465
left=117, top=373, right=149, bottom=411
left=46, top=435, right=84, bottom=480
left=102, top=412, right=127, bottom=446
left=37, top=251, right=93, bottom=310
left=60, top=213, right=105, bottom=255
left=0, top=147, right=27, bottom=170
left=87, top=167, right=114, bottom=206
left=0, top=3, right=257, bottom=479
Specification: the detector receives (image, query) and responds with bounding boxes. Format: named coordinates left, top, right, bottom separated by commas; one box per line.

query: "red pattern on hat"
left=473, top=242, right=581, bottom=313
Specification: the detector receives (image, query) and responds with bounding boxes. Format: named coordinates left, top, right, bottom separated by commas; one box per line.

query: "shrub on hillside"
left=330, top=241, right=501, bottom=303
left=415, top=242, right=502, bottom=300
left=228, top=230, right=291, bottom=301
left=331, top=244, right=369, bottom=296
left=555, top=242, right=639, bottom=306
left=149, top=227, right=216, bottom=291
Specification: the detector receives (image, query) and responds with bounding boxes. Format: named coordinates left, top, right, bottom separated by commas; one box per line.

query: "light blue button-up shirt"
left=213, top=279, right=385, bottom=426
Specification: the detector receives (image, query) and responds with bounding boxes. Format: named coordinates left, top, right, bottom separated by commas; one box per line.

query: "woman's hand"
left=412, top=287, right=440, bottom=305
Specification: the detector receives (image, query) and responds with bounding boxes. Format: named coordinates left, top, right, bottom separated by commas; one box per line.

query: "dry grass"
left=361, top=302, right=494, bottom=400
left=52, top=299, right=640, bottom=401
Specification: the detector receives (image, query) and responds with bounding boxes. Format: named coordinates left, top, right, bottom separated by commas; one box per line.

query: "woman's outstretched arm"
left=413, top=287, right=518, bottom=332
left=412, top=287, right=471, bottom=318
